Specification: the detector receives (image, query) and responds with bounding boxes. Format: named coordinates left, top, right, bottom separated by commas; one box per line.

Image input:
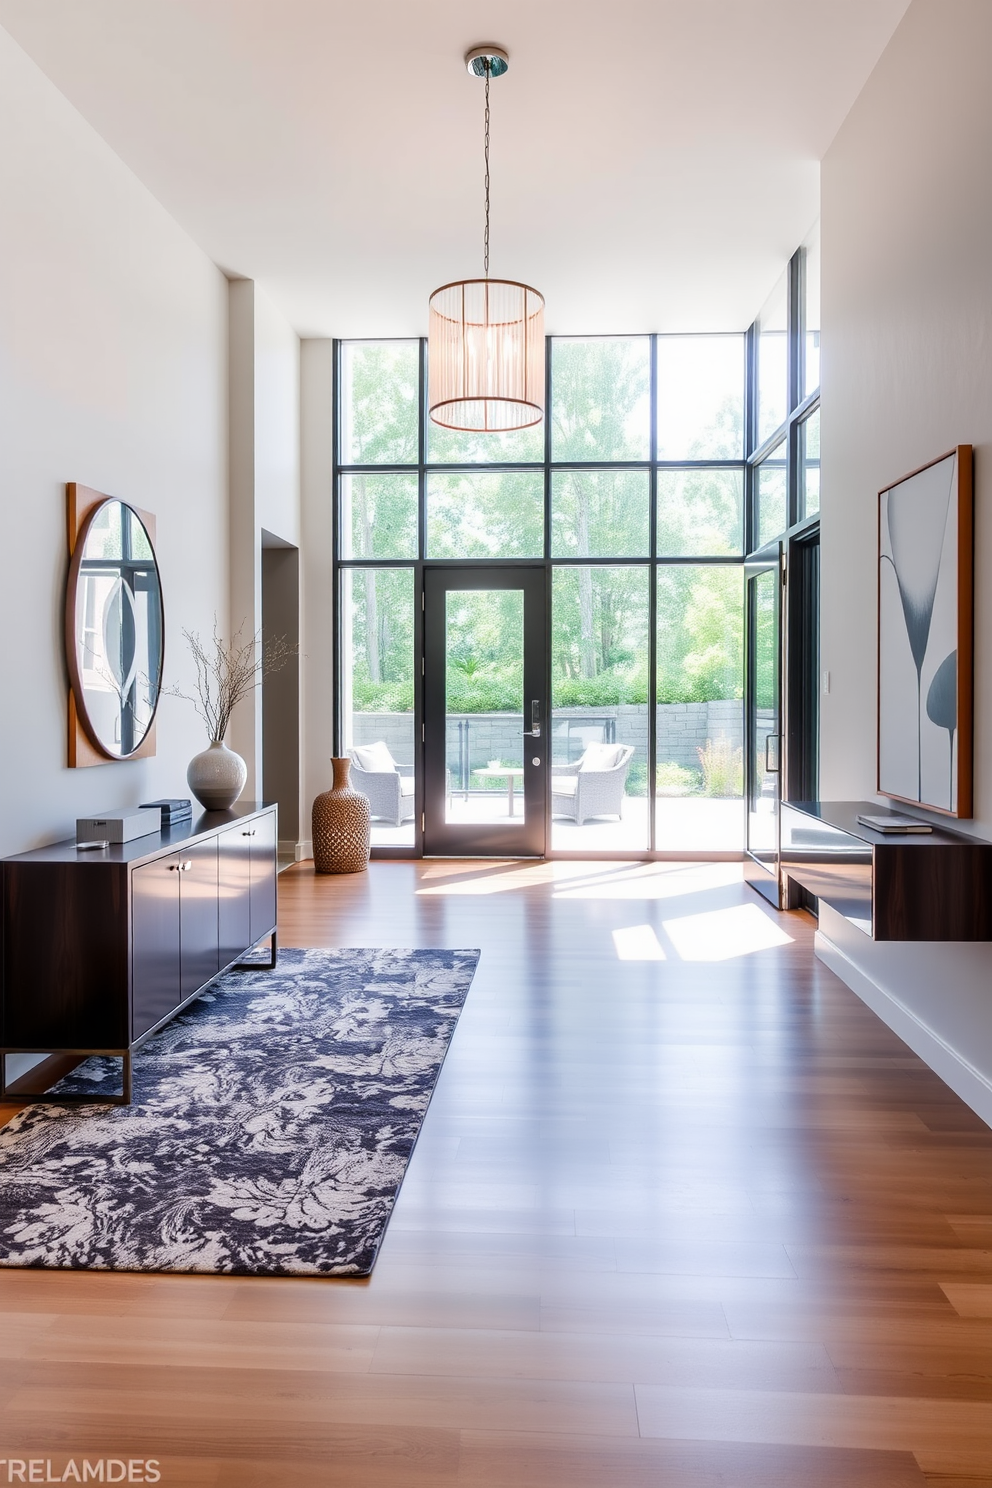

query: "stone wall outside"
left=350, top=700, right=743, bottom=791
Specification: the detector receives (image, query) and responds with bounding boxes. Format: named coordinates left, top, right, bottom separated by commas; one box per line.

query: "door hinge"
left=422, top=723, right=425, bottom=742
left=421, top=813, right=425, bottom=831
left=422, top=658, right=425, bottom=675
left=422, top=593, right=425, bottom=610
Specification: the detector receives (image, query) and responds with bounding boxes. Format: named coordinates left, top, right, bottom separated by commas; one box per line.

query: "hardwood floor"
left=2, top=858, right=991, bottom=1486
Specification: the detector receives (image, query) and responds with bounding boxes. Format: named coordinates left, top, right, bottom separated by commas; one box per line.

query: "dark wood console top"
left=2, top=802, right=278, bottom=1103
left=3, top=801, right=275, bottom=868
left=788, top=800, right=984, bottom=848
left=782, top=800, right=992, bottom=941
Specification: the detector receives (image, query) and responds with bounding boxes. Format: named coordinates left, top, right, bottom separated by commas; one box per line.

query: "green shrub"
left=352, top=679, right=414, bottom=712
left=625, top=759, right=648, bottom=796
left=656, top=760, right=701, bottom=796
left=697, top=736, right=743, bottom=797
left=555, top=667, right=648, bottom=708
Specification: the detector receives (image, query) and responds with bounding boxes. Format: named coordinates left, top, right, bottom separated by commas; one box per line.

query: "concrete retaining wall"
left=348, top=700, right=743, bottom=792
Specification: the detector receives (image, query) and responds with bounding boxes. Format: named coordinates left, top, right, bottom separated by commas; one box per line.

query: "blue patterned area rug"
left=0, top=947, right=478, bottom=1278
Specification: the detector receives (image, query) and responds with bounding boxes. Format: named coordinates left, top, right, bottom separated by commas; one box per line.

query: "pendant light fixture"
left=428, top=45, right=545, bottom=433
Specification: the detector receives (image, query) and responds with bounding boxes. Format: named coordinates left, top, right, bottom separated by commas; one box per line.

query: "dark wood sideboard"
left=781, top=800, right=992, bottom=940
left=1, top=801, right=277, bottom=1103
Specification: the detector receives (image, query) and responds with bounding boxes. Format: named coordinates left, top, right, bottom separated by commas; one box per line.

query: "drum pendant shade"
left=427, top=47, right=545, bottom=434
left=428, top=278, right=545, bottom=432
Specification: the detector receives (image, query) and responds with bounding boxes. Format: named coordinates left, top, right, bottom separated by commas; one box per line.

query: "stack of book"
left=141, top=798, right=193, bottom=830
left=856, top=811, right=932, bottom=834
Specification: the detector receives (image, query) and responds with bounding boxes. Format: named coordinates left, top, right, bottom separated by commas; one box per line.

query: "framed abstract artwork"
left=877, top=446, right=973, bottom=817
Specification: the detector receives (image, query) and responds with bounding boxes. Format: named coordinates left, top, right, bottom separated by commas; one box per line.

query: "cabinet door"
left=218, top=824, right=251, bottom=970
left=132, top=856, right=181, bottom=1040
left=248, top=810, right=277, bottom=944
left=180, top=838, right=219, bottom=1001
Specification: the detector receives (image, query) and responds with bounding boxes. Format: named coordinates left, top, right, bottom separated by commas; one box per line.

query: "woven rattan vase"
left=312, top=758, right=371, bottom=874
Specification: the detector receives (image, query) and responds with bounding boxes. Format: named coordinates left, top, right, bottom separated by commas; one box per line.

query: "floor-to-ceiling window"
left=334, top=300, right=820, bottom=857
left=744, top=224, right=821, bottom=902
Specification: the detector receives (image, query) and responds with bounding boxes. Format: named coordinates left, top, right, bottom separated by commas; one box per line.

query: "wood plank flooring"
left=2, top=858, right=990, bottom=1486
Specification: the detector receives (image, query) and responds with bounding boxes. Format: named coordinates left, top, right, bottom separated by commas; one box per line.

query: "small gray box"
left=76, top=808, right=161, bottom=845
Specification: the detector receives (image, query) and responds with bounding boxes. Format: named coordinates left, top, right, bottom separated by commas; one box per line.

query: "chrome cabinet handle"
left=242, top=830, right=256, bottom=837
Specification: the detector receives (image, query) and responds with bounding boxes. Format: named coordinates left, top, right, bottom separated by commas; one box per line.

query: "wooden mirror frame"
left=65, top=483, right=163, bottom=767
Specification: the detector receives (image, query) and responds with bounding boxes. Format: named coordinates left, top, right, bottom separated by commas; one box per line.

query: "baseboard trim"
left=815, top=930, right=992, bottom=1129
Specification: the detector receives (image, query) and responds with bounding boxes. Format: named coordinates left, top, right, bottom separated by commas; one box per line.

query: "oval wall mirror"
left=66, top=498, right=164, bottom=759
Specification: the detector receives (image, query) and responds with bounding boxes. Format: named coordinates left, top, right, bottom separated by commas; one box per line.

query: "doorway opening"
left=424, top=566, right=547, bottom=856
left=261, top=533, right=300, bottom=865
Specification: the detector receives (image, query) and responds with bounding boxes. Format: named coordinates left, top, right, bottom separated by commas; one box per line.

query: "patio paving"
left=368, top=793, right=743, bottom=852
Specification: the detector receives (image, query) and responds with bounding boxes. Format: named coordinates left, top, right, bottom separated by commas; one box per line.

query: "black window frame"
left=334, top=296, right=816, bottom=859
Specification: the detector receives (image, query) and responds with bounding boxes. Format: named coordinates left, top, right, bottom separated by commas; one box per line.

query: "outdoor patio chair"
left=551, top=743, right=635, bottom=827
left=348, top=742, right=415, bottom=826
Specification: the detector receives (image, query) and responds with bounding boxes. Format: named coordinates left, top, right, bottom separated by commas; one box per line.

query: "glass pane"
left=427, top=472, right=544, bottom=558
left=800, top=408, right=820, bottom=518
left=656, top=335, right=744, bottom=460
left=340, top=341, right=419, bottom=465
left=340, top=473, right=418, bottom=559
left=803, top=230, right=821, bottom=398
left=445, top=589, right=525, bottom=827
left=551, top=566, right=649, bottom=850
left=551, top=338, right=650, bottom=461
left=756, top=273, right=788, bottom=446
left=656, top=565, right=744, bottom=851
left=427, top=419, right=543, bottom=464
left=748, top=568, right=780, bottom=866
left=340, top=568, right=416, bottom=848
left=657, top=468, right=744, bottom=557
left=756, top=443, right=788, bottom=549
left=551, top=470, right=649, bottom=558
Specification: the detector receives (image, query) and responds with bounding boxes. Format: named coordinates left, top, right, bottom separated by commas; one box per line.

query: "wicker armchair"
left=348, top=744, right=415, bottom=826
left=551, top=743, right=635, bottom=826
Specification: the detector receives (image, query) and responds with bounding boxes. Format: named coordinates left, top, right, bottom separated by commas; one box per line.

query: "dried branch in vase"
left=164, top=620, right=297, bottom=743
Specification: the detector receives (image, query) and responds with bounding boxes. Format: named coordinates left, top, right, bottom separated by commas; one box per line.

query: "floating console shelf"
left=1, top=801, right=277, bottom=1103
left=782, top=800, right=992, bottom=941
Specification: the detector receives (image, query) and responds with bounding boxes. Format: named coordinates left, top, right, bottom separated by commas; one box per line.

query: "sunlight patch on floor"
left=612, top=924, right=667, bottom=960
left=552, top=861, right=743, bottom=901
left=417, top=859, right=745, bottom=898
left=416, top=859, right=655, bottom=896
left=662, top=902, right=794, bottom=961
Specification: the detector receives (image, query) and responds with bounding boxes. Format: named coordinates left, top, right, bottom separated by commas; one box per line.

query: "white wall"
left=0, top=24, right=228, bottom=857
left=819, top=0, right=992, bottom=1125
left=227, top=280, right=301, bottom=807
left=300, top=338, right=336, bottom=854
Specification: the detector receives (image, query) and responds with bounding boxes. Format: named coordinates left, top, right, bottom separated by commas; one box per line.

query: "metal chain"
left=483, top=60, right=491, bottom=277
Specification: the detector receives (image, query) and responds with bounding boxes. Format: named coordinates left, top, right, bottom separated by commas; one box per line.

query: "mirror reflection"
left=70, top=500, right=163, bottom=757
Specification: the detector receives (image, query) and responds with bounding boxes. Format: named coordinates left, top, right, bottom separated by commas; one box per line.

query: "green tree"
left=551, top=340, right=650, bottom=677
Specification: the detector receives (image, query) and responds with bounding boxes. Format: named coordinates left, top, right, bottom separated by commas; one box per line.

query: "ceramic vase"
left=312, top=757, right=371, bottom=873
left=187, top=739, right=248, bottom=811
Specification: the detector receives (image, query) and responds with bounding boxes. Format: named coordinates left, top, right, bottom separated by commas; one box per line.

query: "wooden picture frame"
left=877, top=446, right=973, bottom=817
left=66, top=482, right=161, bottom=768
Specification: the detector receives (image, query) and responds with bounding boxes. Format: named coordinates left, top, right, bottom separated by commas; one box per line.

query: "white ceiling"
left=0, top=0, right=911, bottom=337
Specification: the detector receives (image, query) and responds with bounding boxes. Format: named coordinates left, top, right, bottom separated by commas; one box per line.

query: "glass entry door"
left=745, top=550, right=782, bottom=906
left=424, top=567, right=547, bottom=856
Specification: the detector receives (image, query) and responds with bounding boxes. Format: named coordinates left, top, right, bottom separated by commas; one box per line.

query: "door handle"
left=765, top=734, right=781, bottom=773
left=523, top=699, right=541, bottom=738
left=242, top=830, right=256, bottom=837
